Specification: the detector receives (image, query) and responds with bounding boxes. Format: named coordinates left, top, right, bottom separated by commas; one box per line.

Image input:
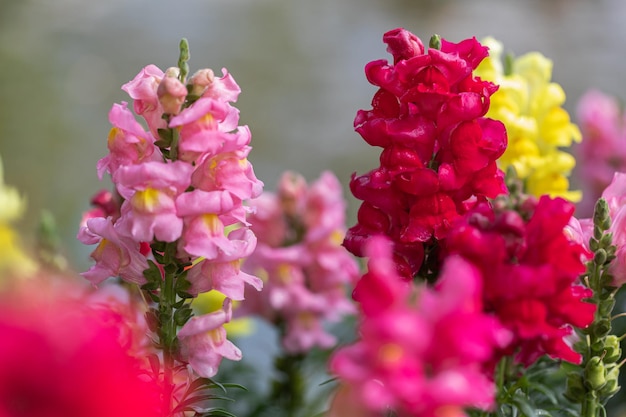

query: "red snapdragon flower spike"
left=345, top=27, right=507, bottom=278
left=445, top=196, right=596, bottom=366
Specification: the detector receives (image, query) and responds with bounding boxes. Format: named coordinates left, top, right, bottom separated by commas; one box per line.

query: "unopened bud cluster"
left=567, top=198, right=622, bottom=414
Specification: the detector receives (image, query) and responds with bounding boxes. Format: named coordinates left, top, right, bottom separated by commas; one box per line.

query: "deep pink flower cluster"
left=78, top=65, right=263, bottom=377
left=240, top=171, right=360, bottom=353
left=330, top=237, right=510, bottom=417
left=0, top=280, right=160, bottom=417
left=575, top=90, right=626, bottom=216
left=444, top=196, right=596, bottom=365
left=344, top=28, right=508, bottom=277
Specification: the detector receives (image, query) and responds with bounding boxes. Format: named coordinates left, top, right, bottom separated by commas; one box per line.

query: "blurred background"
left=0, top=0, right=625, bottom=270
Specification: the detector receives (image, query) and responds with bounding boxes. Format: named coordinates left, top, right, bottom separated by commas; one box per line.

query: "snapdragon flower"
left=241, top=171, right=359, bottom=353
left=331, top=236, right=510, bottom=416
left=574, top=90, right=626, bottom=216
left=475, top=38, right=581, bottom=202
left=445, top=195, right=595, bottom=365
left=344, top=28, right=507, bottom=278
left=79, top=52, right=263, bottom=385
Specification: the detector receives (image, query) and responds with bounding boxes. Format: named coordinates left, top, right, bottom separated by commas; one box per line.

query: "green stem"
left=582, top=392, right=598, bottom=417
left=269, top=352, right=306, bottom=417
left=160, top=267, right=178, bottom=416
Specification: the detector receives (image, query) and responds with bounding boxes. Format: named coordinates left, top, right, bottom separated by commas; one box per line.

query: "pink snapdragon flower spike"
left=331, top=236, right=509, bottom=416
left=80, top=51, right=264, bottom=390
left=344, top=27, right=507, bottom=278
left=178, top=298, right=242, bottom=378
left=241, top=171, right=360, bottom=353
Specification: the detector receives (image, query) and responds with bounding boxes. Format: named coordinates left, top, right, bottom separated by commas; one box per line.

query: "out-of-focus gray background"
left=1, top=0, right=625, bottom=270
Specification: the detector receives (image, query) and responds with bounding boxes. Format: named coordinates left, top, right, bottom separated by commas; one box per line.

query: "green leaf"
left=143, top=260, right=163, bottom=283
left=526, top=381, right=558, bottom=405
left=157, top=128, right=173, bottom=145
left=201, top=409, right=238, bottom=417
left=512, top=394, right=537, bottom=417
left=174, top=305, right=194, bottom=326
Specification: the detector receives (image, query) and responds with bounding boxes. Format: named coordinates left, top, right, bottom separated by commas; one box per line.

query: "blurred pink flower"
left=0, top=280, right=160, bottom=417
left=575, top=90, right=626, bottom=216
left=242, top=171, right=359, bottom=353
left=596, top=172, right=626, bottom=286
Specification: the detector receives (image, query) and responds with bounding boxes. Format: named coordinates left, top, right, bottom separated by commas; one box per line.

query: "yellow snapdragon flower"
left=475, top=38, right=582, bottom=202
left=0, top=157, right=37, bottom=278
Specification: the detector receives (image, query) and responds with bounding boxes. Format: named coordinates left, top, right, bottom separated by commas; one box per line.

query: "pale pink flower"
left=97, top=102, right=161, bottom=178
left=202, top=68, right=241, bottom=102
left=176, top=190, right=250, bottom=259
left=112, top=161, right=193, bottom=243
left=121, top=64, right=166, bottom=137
left=77, top=216, right=149, bottom=285
left=188, top=67, right=241, bottom=103
left=186, top=228, right=262, bottom=300
left=178, top=299, right=242, bottom=378
left=191, top=148, right=263, bottom=201
left=169, top=98, right=241, bottom=163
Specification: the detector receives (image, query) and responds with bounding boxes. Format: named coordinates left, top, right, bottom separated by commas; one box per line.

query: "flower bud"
left=591, top=319, right=612, bottom=339
left=593, top=198, right=610, bottom=228
left=599, top=366, right=620, bottom=398
left=594, top=248, right=608, bottom=265
left=157, top=74, right=187, bottom=115
left=599, top=297, right=616, bottom=316
left=603, top=335, right=622, bottom=363
left=584, top=356, right=607, bottom=390
left=429, top=34, right=441, bottom=50
left=600, top=232, right=614, bottom=249
left=189, top=68, right=215, bottom=97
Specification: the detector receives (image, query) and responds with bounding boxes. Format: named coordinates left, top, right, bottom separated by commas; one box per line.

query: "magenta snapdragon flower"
left=330, top=236, right=510, bottom=416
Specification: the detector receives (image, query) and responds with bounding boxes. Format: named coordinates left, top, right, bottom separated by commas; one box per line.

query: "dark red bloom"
left=445, top=196, right=596, bottom=365
left=344, top=28, right=508, bottom=278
